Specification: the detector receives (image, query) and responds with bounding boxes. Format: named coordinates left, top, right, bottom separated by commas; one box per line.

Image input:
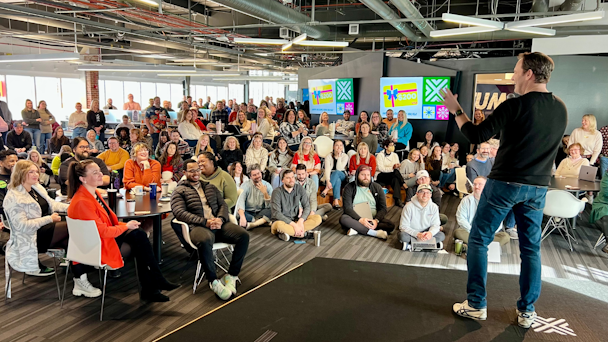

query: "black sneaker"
left=26, top=267, right=55, bottom=277
left=141, top=290, right=170, bottom=302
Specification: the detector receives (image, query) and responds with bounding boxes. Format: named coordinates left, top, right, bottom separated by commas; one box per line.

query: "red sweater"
left=349, top=154, right=377, bottom=176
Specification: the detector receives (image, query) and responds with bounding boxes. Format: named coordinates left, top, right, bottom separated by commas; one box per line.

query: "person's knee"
left=440, top=214, right=448, bottom=226
left=434, top=231, right=446, bottom=243
left=398, top=231, right=411, bottom=243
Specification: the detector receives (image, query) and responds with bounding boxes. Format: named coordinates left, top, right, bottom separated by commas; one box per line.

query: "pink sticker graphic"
left=344, top=102, right=354, bottom=113
left=436, top=105, right=449, bottom=120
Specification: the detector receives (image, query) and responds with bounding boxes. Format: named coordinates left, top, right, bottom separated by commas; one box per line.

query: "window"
left=229, top=84, right=244, bottom=104
left=35, top=77, right=62, bottom=115
left=156, top=83, right=171, bottom=108
left=61, top=78, right=86, bottom=120
left=104, top=80, right=124, bottom=109
left=124, top=81, right=141, bottom=107
left=141, top=82, right=156, bottom=106
left=217, top=86, right=228, bottom=102
left=207, top=86, right=217, bottom=104
left=195, top=85, right=207, bottom=105
left=189, top=85, right=196, bottom=100
left=171, top=83, right=184, bottom=110
left=98, top=80, right=106, bottom=106
left=6, top=75, right=35, bottom=120
left=249, top=82, right=285, bottom=105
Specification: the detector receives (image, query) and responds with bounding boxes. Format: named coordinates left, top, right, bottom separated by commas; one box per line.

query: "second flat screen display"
left=379, top=77, right=451, bottom=120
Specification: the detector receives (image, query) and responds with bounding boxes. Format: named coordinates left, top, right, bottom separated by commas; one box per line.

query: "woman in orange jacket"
left=67, top=159, right=179, bottom=302
left=123, top=142, right=161, bottom=191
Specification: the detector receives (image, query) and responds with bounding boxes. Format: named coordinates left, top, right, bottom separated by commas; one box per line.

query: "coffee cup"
left=162, top=183, right=169, bottom=196
left=126, top=199, right=136, bottom=213
left=134, top=185, right=144, bottom=196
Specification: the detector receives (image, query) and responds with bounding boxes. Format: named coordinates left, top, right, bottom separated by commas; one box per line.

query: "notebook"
left=353, top=202, right=373, bottom=220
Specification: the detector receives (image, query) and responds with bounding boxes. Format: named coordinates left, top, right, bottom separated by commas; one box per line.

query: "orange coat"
left=123, top=158, right=161, bottom=190
left=67, top=186, right=128, bottom=269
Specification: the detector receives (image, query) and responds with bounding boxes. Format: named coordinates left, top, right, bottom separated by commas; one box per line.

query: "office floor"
left=0, top=195, right=607, bottom=342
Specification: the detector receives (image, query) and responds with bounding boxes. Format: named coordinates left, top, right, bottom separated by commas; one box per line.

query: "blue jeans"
left=24, top=128, right=41, bottom=151
left=467, top=178, right=547, bottom=313
left=600, top=156, right=608, bottom=177
left=329, top=170, right=347, bottom=200
left=40, top=132, right=52, bottom=153
left=504, top=209, right=516, bottom=229
left=72, top=127, right=87, bottom=138
left=310, top=173, right=319, bottom=194
left=440, top=168, right=456, bottom=187
left=271, top=172, right=282, bottom=189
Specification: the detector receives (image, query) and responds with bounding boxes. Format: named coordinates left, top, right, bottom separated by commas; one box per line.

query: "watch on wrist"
left=454, top=109, right=464, bottom=116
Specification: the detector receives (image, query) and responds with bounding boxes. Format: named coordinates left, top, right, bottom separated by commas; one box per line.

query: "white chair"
left=313, top=136, right=333, bottom=159
left=2, top=213, right=63, bottom=303
left=455, top=167, right=473, bottom=198
left=172, top=219, right=235, bottom=294
left=61, top=217, right=140, bottom=321
left=541, top=190, right=585, bottom=252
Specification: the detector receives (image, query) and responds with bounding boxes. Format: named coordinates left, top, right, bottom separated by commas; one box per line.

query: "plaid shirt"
left=600, top=125, right=608, bottom=156
left=210, top=109, right=229, bottom=124
left=163, top=139, right=190, bottom=156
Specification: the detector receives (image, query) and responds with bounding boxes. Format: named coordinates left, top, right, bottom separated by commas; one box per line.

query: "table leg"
left=153, top=215, right=163, bottom=264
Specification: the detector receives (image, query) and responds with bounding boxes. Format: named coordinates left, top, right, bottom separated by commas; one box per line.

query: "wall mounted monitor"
left=308, top=78, right=354, bottom=115
left=379, top=77, right=451, bottom=120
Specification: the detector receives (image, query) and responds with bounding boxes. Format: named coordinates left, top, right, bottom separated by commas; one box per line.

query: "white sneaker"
left=210, top=279, right=232, bottom=301
left=221, top=274, right=239, bottom=295
left=516, top=309, right=537, bottom=328
left=347, top=228, right=358, bottom=236
left=322, top=215, right=329, bottom=221
left=401, top=242, right=411, bottom=251
left=437, top=241, right=444, bottom=249
left=585, top=193, right=594, bottom=204
left=278, top=232, right=290, bottom=242
left=453, top=300, right=487, bottom=321
left=506, top=228, right=519, bottom=240
left=73, top=274, right=102, bottom=298
left=376, top=230, right=388, bottom=240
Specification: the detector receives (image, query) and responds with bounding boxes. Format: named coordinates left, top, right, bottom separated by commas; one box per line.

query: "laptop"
left=353, top=202, right=373, bottom=220
left=225, top=124, right=242, bottom=135
left=579, top=165, right=598, bottom=182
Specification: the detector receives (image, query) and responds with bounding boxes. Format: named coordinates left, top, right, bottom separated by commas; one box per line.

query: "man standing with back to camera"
left=441, top=52, right=567, bottom=328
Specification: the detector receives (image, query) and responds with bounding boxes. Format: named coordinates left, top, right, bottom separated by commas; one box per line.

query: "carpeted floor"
left=159, top=257, right=607, bottom=342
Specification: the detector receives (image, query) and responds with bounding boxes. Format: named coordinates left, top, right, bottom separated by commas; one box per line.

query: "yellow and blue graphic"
left=308, top=78, right=354, bottom=115
left=380, top=77, right=450, bottom=120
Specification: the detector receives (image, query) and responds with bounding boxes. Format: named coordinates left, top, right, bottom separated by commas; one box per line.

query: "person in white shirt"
left=115, top=115, right=135, bottom=131
left=245, top=133, right=269, bottom=172
left=375, top=139, right=405, bottom=207
left=568, top=114, right=603, bottom=165
left=399, top=184, right=445, bottom=251
left=455, top=176, right=510, bottom=246
left=178, top=108, right=203, bottom=142
left=320, top=140, right=349, bottom=209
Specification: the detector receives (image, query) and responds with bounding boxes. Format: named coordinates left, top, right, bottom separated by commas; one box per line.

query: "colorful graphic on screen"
left=380, top=77, right=451, bottom=120
left=308, top=78, right=354, bottom=115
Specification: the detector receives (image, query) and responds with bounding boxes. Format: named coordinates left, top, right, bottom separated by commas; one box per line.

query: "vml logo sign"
left=531, top=316, right=576, bottom=337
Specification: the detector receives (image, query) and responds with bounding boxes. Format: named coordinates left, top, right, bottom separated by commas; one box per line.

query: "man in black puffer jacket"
left=171, top=159, right=249, bottom=301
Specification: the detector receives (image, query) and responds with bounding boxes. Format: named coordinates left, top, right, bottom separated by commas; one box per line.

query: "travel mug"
left=455, top=239, right=463, bottom=256
left=126, top=199, right=135, bottom=213
left=107, top=189, right=118, bottom=213
left=314, top=231, right=321, bottom=247
left=161, top=183, right=169, bottom=196
left=149, top=183, right=157, bottom=199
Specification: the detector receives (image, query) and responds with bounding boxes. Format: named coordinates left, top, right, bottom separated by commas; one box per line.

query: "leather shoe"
left=108, top=270, right=121, bottom=279
left=141, top=290, right=170, bottom=302
left=159, top=281, right=181, bottom=291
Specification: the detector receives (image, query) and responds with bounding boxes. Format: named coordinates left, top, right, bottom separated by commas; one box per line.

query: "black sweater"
left=87, top=110, right=106, bottom=131
left=6, top=130, right=32, bottom=150
left=342, top=181, right=388, bottom=222
left=220, top=149, right=244, bottom=170
left=460, top=92, right=567, bottom=186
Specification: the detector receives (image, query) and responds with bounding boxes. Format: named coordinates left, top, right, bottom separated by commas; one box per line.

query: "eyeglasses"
left=418, top=191, right=432, bottom=196
left=77, top=145, right=90, bottom=150
left=186, top=169, right=201, bottom=173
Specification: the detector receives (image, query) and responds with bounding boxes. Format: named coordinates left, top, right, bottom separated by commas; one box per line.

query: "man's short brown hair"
left=518, top=52, right=554, bottom=84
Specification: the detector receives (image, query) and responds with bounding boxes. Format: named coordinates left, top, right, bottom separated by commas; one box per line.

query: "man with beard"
left=466, top=142, right=493, bottom=182
left=171, top=159, right=249, bottom=301
left=340, top=165, right=394, bottom=240
left=236, top=164, right=273, bottom=230
left=295, top=164, right=332, bottom=221
left=271, top=169, right=321, bottom=242
left=59, top=137, right=110, bottom=195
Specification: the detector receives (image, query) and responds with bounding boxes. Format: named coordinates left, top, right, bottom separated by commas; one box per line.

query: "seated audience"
left=171, top=158, right=249, bottom=300
left=375, top=139, right=406, bottom=207
left=67, top=159, right=179, bottom=301
left=291, top=136, right=321, bottom=191
left=348, top=142, right=377, bottom=182
left=270, top=169, right=322, bottom=242
left=141, top=126, right=154, bottom=151
left=382, top=109, right=396, bottom=129
left=455, top=176, right=510, bottom=246
left=229, top=161, right=249, bottom=191
left=296, top=109, right=310, bottom=129
left=355, top=111, right=369, bottom=135
left=154, top=130, right=170, bottom=160
left=335, top=110, right=355, bottom=136
left=268, top=137, right=294, bottom=189
left=400, top=148, right=424, bottom=188
left=321, top=140, right=349, bottom=209
left=399, top=184, right=445, bottom=251
left=115, top=126, right=130, bottom=150
left=4, top=160, right=69, bottom=281
left=405, top=170, right=447, bottom=225
left=439, top=142, right=457, bottom=192
left=194, top=134, right=215, bottom=158
left=59, top=137, right=110, bottom=195
left=279, top=109, right=308, bottom=150
left=6, top=122, right=32, bottom=158
left=340, top=165, right=393, bottom=240
left=555, top=143, right=589, bottom=178
left=123, top=142, right=161, bottom=191
left=163, top=130, right=190, bottom=156
left=255, top=108, right=275, bottom=145
left=219, top=136, right=243, bottom=171
left=129, top=128, right=148, bottom=152
left=230, top=110, right=252, bottom=133
left=27, top=150, right=52, bottom=187
left=295, top=164, right=332, bottom=220
left=178, top=109, right=204, bottom=144
left=96, top=137, right=129, bottom=173
left=159, top=141, right=185, bottom=183
left=370, top=111, right=388, bottom=152
left=0, top=150, right=18, bottom=212
left=115, top=115, right=135, bottom=131
left=425, top=145, right=443, bottom=186
left=245, top=133, right=269, bottom=173
left=419, top=145, right=429, bottom=163
left=420, top=130, right=439, bottom=150
left=487, top=138, right=499, bottom=159
left=48, top=127, right=70, bottom=154
left=315, top=112, right=331, bottom=136
left=51, top=146, right=72, bottom=176
left=198, top=152, right=238, bottom=209
left=356, top=122, right=378, bottom=157
left=466, top=142, right=493, bottom=183
left=68, top=103, right=87, bottom=138
left=86, top=129, right=105, bottom=155
left=569, top=114, right=602, bottom=165
left=235, top=164, right=272, bottom=230
left=387, top=110, right=413, bottom=152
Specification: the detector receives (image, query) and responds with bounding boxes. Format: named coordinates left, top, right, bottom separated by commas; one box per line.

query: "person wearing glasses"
left=58, top=137, right=110, bottom=196
left=171, top=158, right=249, bottom=301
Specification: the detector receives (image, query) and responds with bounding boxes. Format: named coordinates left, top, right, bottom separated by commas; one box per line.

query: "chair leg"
left=52, top=254, right=61, bottom=300
left=594, top=234, right=606, bottom=249
left=22, top=273, right=25, bottom=285
left=193, top=262, right=202, bottom=294
left=134, top=258, right=141, bottom=300
left=61, top=262, right=70, bottom=308
left=5, top=265, right=12, bottom=304
left=100, top=269, right=108, bottom=321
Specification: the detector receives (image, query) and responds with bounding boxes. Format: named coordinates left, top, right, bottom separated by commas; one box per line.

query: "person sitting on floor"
left=455, top=176, right=510, bottom=247
left=270, top=169, right=322, bottom=242
left=340, top=165, right=394, bottom=240
left=466, top=142, right=493, bottom=183
left=236, top=164, right=272, bottom=230
left=171, top=159, right=250, bottom=301
left=405, top=170, right=448, bottom=226
left=295, top=164, right=332, bottom=221
left=399, top=184, right=445, bottom=251
left=375, top=139, right=406, bottom=207
left=198, top=152, right=238, bottom=209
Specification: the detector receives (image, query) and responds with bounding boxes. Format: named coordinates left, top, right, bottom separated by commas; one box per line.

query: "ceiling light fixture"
left=157, top=73, right=242, bottom=77
left=294, top=40, right=349, bottom=47
left=505, top=26, right=556, bottom=36
left=282, top=33, right=307, bottom=51
left=430, top=26, right=501, bottom=38
left=138, top=0, right=159, bottom=6
left=78, top=65, right=195, bottom=72
left=442, top=13, right=505, bottom=29
left=0, top=52, right=80, bottom=63
left=233, top=38, right=289, bottom=45
left=505, top=11, right=605, bottom=28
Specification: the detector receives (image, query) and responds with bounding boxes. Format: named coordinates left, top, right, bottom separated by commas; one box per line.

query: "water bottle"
left=112, top=170, right=120, bottom=189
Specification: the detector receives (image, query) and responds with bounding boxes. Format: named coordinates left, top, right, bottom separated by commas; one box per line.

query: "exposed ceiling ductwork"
left=389, top=0, right=432, bottom=37
left=359, top=0, right=422, bottom=41
left=207, top=0, right=331, bottom=40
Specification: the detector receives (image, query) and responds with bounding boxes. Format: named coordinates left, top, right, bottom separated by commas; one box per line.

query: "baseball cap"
left=416, top=170, right=429, bottom=179
left=417, top=184, right=433, bottom=193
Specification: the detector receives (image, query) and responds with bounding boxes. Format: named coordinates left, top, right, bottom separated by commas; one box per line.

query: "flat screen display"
left=379, top=77, right=451, bottom=120
left=308, top=78, right=354, bottom=115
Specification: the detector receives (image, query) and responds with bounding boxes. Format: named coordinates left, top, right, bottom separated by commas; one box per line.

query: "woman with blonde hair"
left=555, top=143, right=590, bottom=178
left=387, top=109, right=413, bottom=152
left=321, top=139, right=349, bottom=209
left=178, top=108, right=204, bottom=143
left=245, top=133, right=269, bottom=172
left=255, top=108, right=275, bottom=145
left=569, top=114, right=602, bottom=165
left=348, top=142, right=376, bottom=182
left=400, top=148, right=424, bottom=188
left=291, top=136, right=321, bottom=189
left=315, top=112, right=331, bottom=136
left=194, top=134, right=215, bottom=157
left=219, top=136, right=243, bottom=170
left=27, top=150, right=53, bottom=187
left=230, top=110, right=252, bottom=133
left=87, top=99, right=106, bottom=141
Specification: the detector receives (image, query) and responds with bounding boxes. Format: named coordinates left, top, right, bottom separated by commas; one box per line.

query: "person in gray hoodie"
left=399, top=184, right=445, bottom=251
